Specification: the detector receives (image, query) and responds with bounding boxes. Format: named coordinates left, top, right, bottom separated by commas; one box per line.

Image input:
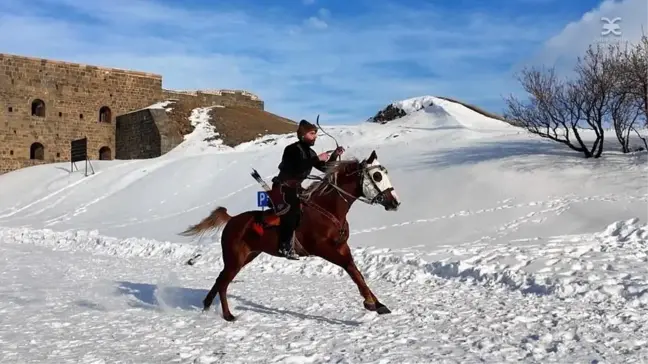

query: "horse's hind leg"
left=204, top=249, right=260, bottom=321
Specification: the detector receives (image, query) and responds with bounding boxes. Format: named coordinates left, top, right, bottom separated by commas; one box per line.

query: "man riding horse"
left=269, top=119, right=345, bottom=260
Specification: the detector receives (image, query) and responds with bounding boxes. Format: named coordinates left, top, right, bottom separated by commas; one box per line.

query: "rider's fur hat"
left=297, top=119, right=318, bottom=138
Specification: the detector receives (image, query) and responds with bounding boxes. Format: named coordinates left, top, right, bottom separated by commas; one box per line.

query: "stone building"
left=0, top=53, right=266, bottom=174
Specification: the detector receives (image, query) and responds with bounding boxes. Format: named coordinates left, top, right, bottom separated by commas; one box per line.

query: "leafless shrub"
left=620, top=34, right=648, bottom=125
left=504, top=37, right=647, bottom=157
left=505, top=46, right=606, bottom=157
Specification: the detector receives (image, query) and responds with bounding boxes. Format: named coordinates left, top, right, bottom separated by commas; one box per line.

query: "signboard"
left=257, top=191, right=269, bottom=207
left=70, top=137, right=88, bottom=163
left=70, top=137, right=95, bottom=177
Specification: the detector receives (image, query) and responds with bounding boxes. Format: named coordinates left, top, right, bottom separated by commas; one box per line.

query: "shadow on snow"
left=408, top=139, right=578, bottom=169
left=113, top=281, right=362, bottom=326
left=403, top=138, right=647, bottom=172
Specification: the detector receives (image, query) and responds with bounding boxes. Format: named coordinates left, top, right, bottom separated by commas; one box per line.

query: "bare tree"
left=610, top=91, right=643, bottom=152
left=573, top=45, right=620, bottom=157
left=605, top=41, right=645, bottom=152
left=632, top=127, right=648, bottom=151
left=598, top=33, right=648, bottom=153
left=620, top=35, right=648, bottom=126
left=504, top=44, right=620, bottom=158
left=504, top=67, right=588, bottom=153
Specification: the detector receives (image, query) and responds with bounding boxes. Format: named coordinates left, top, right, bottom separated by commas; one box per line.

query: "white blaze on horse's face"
left=361, top=150, right=401, bottom=211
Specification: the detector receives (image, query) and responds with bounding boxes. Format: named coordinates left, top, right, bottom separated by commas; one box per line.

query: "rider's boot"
left=278, top=231, right=299, bottom=260
left=276, top=188, right=300, bottom=260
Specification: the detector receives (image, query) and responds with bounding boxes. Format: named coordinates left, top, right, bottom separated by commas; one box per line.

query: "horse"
left=179, top=149, right=401, bottom=321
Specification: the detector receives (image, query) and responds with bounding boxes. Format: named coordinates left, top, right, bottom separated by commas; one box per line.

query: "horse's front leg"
left=320, top=240, right=391, bottom=314
left=344, top=255, right=391, bottom=314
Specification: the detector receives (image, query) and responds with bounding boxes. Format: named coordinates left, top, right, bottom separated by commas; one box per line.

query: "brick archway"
left=30, top=142, right=45, bottom=160
left=99, top=146, right=112, bottom=160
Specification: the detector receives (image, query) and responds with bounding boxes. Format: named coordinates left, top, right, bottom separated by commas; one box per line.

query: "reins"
left=303, top=173, right=369, bottom=205
left=296, top=162, right=384, bottom=243
left=303, top=161, right=387, bottom=206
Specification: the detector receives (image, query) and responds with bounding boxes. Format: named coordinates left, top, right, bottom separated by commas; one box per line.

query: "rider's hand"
left=318, top=152, right=330, bottom=161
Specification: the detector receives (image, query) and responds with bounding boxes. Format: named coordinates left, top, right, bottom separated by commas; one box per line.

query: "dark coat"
left=276, top=141, right=336, bottom=185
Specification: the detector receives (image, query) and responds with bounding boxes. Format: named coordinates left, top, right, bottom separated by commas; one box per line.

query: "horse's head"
left=321, top=150, right=400, bottom=211
left=357, top=150, right=401, bottom=211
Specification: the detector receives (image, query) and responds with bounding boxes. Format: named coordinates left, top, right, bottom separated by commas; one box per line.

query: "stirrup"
left=278, top=248, right=299, bottom=260
left=274, top=203, right=290, bottom=216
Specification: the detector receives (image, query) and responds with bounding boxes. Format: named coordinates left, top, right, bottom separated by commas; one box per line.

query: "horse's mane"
left=324, top=158, right=360, bottom=176
left=303, top=158, right=361, bottom=199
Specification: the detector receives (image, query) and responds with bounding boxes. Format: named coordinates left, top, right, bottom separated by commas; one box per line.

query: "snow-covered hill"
left=1, top=96, right=647, bottom=363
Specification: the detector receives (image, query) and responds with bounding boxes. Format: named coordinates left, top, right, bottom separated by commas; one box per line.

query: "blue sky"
left=0, top=0, right=644, bottom=124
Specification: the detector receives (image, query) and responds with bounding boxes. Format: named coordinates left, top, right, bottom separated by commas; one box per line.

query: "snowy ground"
left=1, top=96, right=647, bottom=363
left=1, top=220, right=648, bottom=363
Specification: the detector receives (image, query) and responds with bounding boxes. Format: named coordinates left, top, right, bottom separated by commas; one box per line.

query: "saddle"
left=251, top=182, right=306, bottom=236
left=250, top=200, right=309, bottom=257
left=251, top=209, right=282, bottom=235
left=250, top=178, right=347, bottom=253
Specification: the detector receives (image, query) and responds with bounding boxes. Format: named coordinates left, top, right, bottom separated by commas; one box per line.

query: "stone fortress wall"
left=0, top=53, right=263, bottom=174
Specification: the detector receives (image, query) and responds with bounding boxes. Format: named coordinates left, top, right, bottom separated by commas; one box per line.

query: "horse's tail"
left=179, top=206, right=232, bottom=237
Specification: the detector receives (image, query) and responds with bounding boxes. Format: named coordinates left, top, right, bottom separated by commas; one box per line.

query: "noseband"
left=360, top=163, right=395, bottom=205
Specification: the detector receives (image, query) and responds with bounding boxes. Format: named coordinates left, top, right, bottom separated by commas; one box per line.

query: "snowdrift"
left=1, top=217, right=647, bottom=305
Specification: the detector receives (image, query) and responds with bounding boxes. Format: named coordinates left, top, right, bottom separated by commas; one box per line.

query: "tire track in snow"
left=101, top=152, right=272, bottom=229
left=0, top=160, right=144, bottom=222
left=42, top=158, right=182, bottom=227
left=40, top=156, right=243, bottom=227
left=104, top=181, right=259, bottom=229
left=0, top=172, right=102, bottom=220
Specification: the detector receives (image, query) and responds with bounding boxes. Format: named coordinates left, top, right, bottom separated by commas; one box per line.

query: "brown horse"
left=179, top=150, right=401, bottom=321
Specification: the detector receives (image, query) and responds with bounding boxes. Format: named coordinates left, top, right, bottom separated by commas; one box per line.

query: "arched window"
left=30, top=142, right=45, bottom=160
left=99, top=146, right=112, bottom=160
left=31, top=99, right=46, bottom=117
left=99, top=106, right=112, bottom=123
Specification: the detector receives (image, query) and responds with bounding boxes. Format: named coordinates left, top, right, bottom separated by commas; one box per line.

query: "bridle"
left=298, top=159, right=393, bottom=243
left=309, top=115, right=393, bottom=206
left=304, top=160, right=392, bottom=206
left=359, top=163, right=395, bottom=205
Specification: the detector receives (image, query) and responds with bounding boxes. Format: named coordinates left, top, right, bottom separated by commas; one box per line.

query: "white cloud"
left=531, top=0, right=647, bottom=73
left=304, top=8, right=330, bottom=30
left=0, top=0, right=565, bottom=123
left=318, top=8, right=331, bottom=18
left=305, top=16, right=328, bottom=29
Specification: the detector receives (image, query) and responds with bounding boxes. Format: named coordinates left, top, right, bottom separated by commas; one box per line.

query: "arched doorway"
left=30, top=142, right=45, bottom=160
left=99, top=146, right=112, bottom=160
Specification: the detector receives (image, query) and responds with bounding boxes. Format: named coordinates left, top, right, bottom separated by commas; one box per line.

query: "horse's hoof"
left=203, top=300, right=212, bottom=311
left=187, top=254, right=202, bottom=266
left=223, top=313, right=237, bottom=322
left=376, top=305, right=391, bottom=315
left=363, top=302, right=377, bottom=311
